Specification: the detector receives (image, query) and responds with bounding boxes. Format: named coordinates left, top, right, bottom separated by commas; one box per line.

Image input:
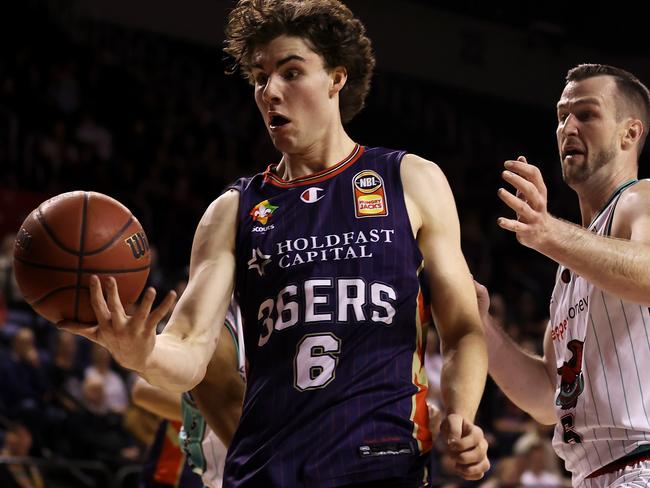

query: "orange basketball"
left=13, top=191, right=151, bottom=323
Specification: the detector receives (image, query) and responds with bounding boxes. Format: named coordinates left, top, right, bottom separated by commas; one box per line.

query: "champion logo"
left=300, top=187, right=325, bottom=203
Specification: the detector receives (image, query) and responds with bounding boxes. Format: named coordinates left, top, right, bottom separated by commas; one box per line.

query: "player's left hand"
left=497, top=156, right=554, bottom=251
left=441, top=413, right=490, bottom=480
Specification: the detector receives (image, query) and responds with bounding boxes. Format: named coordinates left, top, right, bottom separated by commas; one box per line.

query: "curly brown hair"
left=224, top=0, right=375, bottom=124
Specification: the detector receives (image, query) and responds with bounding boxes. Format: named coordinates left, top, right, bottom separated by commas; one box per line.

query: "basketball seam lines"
left=13, top=256, right=151, bottom=274
left=74, top=193, right=89, bottom=321
left=85, top=216, right=134, bottom=255
left=36, top=208, right=79, bottom=255
left=36, top=210, right=134, bottom=257
left=32, top=285, right=89, bottom=307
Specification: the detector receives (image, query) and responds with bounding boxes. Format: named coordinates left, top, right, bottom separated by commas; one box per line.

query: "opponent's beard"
left=562, top=139, right=617, bottom=185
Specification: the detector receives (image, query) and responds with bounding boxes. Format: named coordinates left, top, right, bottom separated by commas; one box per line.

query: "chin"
left=270, top=135, right=301, bottom=154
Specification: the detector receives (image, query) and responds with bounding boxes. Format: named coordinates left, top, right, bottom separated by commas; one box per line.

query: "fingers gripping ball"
left=13, top=191, right=151, bottom=323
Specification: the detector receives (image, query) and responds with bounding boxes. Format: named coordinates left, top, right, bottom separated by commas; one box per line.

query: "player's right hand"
left=57, top=275, right=177, bottom=373
left=442, top=413, right=490, bottom=480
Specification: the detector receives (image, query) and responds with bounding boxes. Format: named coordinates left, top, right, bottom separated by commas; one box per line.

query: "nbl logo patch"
left=352, top=170, right=388, bottom=218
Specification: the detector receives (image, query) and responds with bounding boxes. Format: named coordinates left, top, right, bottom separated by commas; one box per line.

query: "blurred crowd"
left=0, top=2, right=594, bottom=486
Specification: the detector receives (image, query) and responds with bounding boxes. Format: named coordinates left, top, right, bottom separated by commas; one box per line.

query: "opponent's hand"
left=58, top=275, right=177, bottom=373
left=497, top=156, right=553, bottom=251
left=441, top=413, right=490, bottom=480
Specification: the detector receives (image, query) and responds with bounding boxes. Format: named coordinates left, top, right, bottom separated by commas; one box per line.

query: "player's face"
left=250, top=35, right=342, bottom=154
left=556, top=76, right=622, bottom=186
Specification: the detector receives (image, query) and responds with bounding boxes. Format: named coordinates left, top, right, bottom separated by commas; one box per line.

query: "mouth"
left=269, top=114, right=291, bottom=130
left=562, top=146, right=585, bottom=162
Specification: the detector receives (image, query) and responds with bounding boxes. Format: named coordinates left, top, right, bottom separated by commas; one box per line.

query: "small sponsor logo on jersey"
left=300, top=187, right=325, bottom=203
left=252, top=225, right=275, bottom=233
left=247, top=247, right=272, bottom=276
left=352, top=170, right=388, bottom=218
left=358, top=442, right=414, bottom=458
left=250, top=200, right=278, bottom=225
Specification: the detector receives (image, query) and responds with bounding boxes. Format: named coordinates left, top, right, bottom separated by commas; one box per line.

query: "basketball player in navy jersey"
left=478, top=64, right=650, bottom=486
left=60, top=1, right=490, bottom=485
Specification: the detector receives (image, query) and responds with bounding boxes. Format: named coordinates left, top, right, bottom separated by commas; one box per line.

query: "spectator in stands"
left=0, top=422, right=45, bottom=488
left=0, top=328, right=49, bottom=422
left=84, top=343, right=129, bottom=414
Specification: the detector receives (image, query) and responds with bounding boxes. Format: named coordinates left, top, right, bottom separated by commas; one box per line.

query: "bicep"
left=401, top=155, right=478, bottom=341
left=163, top=190, right=240, bottom=348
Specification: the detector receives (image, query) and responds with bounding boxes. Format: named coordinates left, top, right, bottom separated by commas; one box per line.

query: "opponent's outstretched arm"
left=131, top=376, right=182, bottom=421
left=474, top=281, right=557, bottom=425
left=499, top=158, right=650, bottom=305
left=191, top=319, right=245, bottom=447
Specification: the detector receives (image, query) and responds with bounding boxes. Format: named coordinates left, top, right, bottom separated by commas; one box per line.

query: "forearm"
left=142, top=333, right=213, bottom=393
left=539, top=217, right=650, bottom=304
left=131, top=377, right=182, bottom=421
left=484, top=318, right=555, bottom=424
left=440, top=330, right=487, bottom=422
left=192, top=385, right=242, bottom=447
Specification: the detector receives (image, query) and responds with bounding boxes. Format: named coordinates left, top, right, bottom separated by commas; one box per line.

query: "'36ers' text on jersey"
left=550, top=180, right=650, bottom=485
left=224, top=145, right=432, bottom=487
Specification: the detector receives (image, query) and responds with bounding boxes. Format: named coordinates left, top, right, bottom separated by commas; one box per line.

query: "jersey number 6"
left=294, top=333, right=341, bottom=391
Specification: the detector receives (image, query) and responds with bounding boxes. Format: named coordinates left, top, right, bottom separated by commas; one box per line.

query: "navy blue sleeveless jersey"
left=224, top=145, right=432, bottom=487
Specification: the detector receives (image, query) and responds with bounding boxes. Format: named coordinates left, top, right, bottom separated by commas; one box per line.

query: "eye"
left=576, top=110, right=595, bottom=122
left=283, top=69, right=300, bottom=81
left=253, top=73, right=268, bottom=87
left=558, top=112, right=568, bottom=122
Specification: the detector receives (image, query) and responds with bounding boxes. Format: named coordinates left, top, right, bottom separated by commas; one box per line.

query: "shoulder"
left=611, top=179, right=650, bottom=239
left=617, top=179, right=650, bottom=208
left=400, top=153, right=451, bottom=196
left=200, top=189, right=240, bottom=225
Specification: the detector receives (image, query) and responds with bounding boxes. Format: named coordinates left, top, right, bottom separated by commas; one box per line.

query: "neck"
left=275, top=129, right=356, bottom=180
left=573, top=165, right=637, bottom=226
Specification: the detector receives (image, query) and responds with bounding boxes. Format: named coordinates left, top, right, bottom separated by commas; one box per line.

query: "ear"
left=621, top=118, right=644, bottom=150
left=329, top=66, right=348, bottom=97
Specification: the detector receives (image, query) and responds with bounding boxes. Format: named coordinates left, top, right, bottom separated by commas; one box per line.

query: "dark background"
left=0, top=1, right=648, bottom=486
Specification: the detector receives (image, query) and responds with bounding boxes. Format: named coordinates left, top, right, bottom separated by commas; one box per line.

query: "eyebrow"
left=251, top=54, right=307, bottom=70
left=557, top=97, right=601, bottom=111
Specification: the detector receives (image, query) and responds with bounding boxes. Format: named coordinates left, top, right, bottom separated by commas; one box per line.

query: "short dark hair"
left=566, top=63, right=650, bottom=153
left=224, top=0, right=375, bottom=124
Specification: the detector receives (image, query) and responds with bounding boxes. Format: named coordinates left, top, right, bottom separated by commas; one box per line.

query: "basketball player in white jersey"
left=478, top=64, right=650, bottom=486
left=132, top=302, right=245, bottom=488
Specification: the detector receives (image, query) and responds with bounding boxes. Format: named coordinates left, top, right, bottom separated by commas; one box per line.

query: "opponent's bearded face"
left=556, top=76, right=622, bottom=186
left=250, top=35, right=346, bottom=155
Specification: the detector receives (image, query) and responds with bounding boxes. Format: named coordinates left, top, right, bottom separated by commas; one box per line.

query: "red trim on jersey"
left=263, top=144, right=364, bottom=188
left=413, top=370, right=433, bottom=452
left=417, top=291, right=432, bottom=327
left=412, top=287, right=433, bottom=452
left=153, top=420, right=185, bottom=486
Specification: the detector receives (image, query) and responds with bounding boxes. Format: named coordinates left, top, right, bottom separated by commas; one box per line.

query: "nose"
left=262, top=74, right=281, bottom=104
left=559, top=113, right=579, bottom=136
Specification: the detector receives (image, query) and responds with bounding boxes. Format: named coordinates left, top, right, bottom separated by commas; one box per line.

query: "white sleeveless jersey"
left=180, top=299, right=246, bottom=488
left=549, top=180, right=650, bottom=485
